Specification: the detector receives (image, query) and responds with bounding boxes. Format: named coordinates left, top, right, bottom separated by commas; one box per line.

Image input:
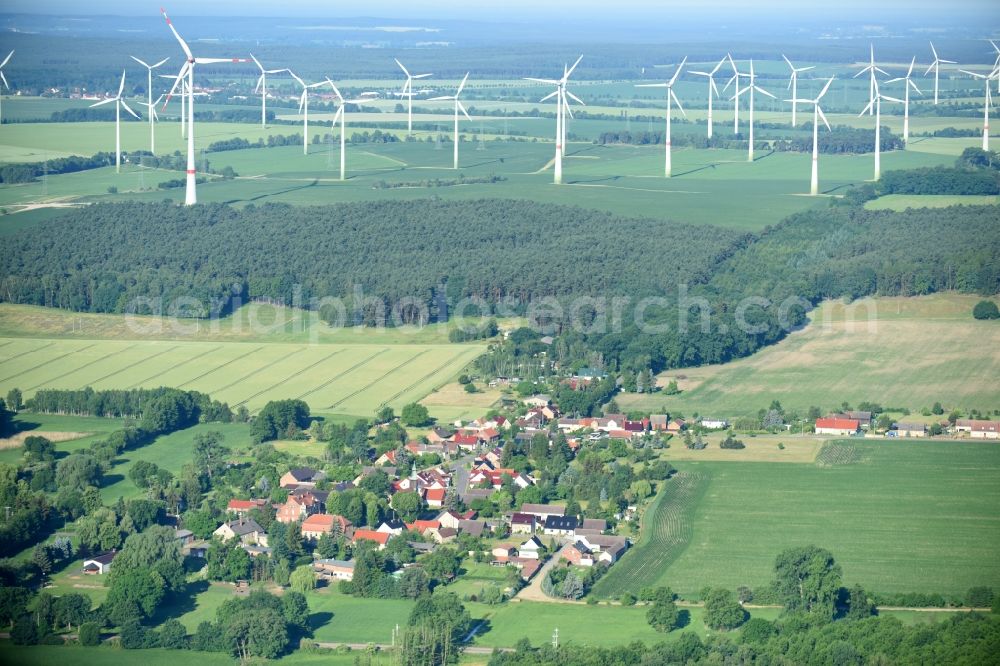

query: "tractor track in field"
left=176, top=346, right=266, bottom=389
left=233, top=348, right=344, bottom=408
left=325, top=350, right=429, bottom=410
left=294, top=348, right=389, bottom=402
left=377, top=349, right=471, bottom=407
left=0, top=343, right=97, bottom=384
left=205, top=346, right=306, bottom=396
left=26, top=343, right=139, bottom=392
left=125, top=345, right=221, bottom=389
left=81, top=344, right=182, bottom=389
left=0, top=341, right=57, bottom=368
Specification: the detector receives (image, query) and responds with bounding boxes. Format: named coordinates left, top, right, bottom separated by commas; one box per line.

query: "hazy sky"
left=2, top=0, right=996, bottom=19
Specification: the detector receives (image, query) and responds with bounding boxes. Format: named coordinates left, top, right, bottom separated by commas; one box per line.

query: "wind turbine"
left=854, top=44, right=888, bottom=116
left=724, top=53, right=743, bottom=134
left=161, top=7, right=248, bottom=206
left=886, top=57, right=922, bottom=145
left=636, top=56, right=687, bottom=177
left=524, top=55, right=584, bottom=185
left=925, top=42, right=955, bottom=105
left=250, top=54, right=285, bottom=128
left=130, top=55, right=169, bottom=154
left=733, top=60, right=775, bottom=162
left=991, top=41, right=1000, bottom=94
left=136, top=94, right=164, bottom=155
left=786, top=78, right=833, bottom=196
left=859, top=83, right=903, bottom=181
left=0, top=50, right=14, bottom=126
left=428, top=72, right=472, bottom=170
left=90, top=70, right=140, bottom=173
left=782, top=54, right=814, bottom=127
left=323, top=78, right=365, bottom=181
left=959, top=68, right=996, bottom=151
left=395, top=58, right=431, bottom=136
left=288, top=71, right=326, bottom=155
left=689, top=57, right=725, bottom=139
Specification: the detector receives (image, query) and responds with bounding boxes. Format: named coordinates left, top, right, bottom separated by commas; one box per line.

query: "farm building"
left=815, top=417, right=860, bottom=436
left=895, top=422, right=927, bottom=438
left=82, top=551, right=116, bottom=575
left=958, top=420, right=1000, bottom=439
left=564, top=541, right=595, bottom=567
left=280, top=467, right=324, bottom=489
left=700, top=418, right=729, bottom=429
left=313, top=559, right=355, bottom=582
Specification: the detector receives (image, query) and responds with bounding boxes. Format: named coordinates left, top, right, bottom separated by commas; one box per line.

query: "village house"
left=427, top=426, right=455, bottom=443
left=276, top=492, right=322, bottom=524
left=895, top=422, right=927, bottom=438
left=972, top=421, right=1000, bottom=439
left=578, top=534, right=630, bottom=564
left=524, top=394, right=552, bottom=408
left=666, top=418, right=686, bottom=433
left=543, top=515, right=579, bottom=537
left=426, top=526, right=458, bottom=544
left=649, top=414, right=669, bottom=431
left=510, top=512, right=537, bottom=535
left=374, top=449, right=399, bottom=466
left=214, top=518, right=268, bottom=546
left=279, top=467, right=324, bottom=489
left=352, top=529, right=391, bottom=550
left=226, top=498, right=268, bottom=517
left=519, top=503, right=566, bottom=521
left=575, top=518, right=607, bottom=536
left=82, top=551, right=116, bottom=575
left=518, top=535, right=544, bottom=559
left=457, top=519, right=487, bottom=538
left=377, top=518, right=406, bottom=536
left=492, top=544, right=518, bottom=563
left=833, top=411, right=873, bottom=429
left=313, top=558, right=355, bottom=582
left=301, top=513, right=353, bottom=541
left=815, top=417, right=860, bottom=436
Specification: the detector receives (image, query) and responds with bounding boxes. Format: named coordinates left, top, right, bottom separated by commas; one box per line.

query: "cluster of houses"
left=815, top=414, right=1000, bottom=439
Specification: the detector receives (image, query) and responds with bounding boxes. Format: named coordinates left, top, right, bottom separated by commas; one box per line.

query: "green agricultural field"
left=0, top=336, right=484, bottom=417
left=595, top=440, right=1000, bottom=599
left=865, top=194, right=1000, bottom=210
left=0, top=645, right=364, bottom=666
left=618, top=293, right=1000, bottom=418
left=0, top=413, right=125, bottom=465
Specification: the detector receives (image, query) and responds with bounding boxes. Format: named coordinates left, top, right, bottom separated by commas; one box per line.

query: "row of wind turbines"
left=4, top=10, right=998, bottom=205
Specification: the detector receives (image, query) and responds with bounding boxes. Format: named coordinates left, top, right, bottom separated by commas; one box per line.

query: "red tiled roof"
left=816, top=418, right=859, bottom=431
left=353, top=529, right=390, bottom=545
left=406, top=519, right=441, bottom=532
left=424, top=487, right=446, bottom=502
left=228, top=499, right=256, bottom=511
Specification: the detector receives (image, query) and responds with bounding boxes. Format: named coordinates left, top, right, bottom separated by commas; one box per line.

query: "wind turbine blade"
left=882, top=95, right=904, bottom=103
left=254, top=74, right=264, bottom=94
left=930, top=42, right=939, bottom=60
left=924, top=62, right=937, bottom=76
left=332, top=106, right=343, bottom=125
left=798, top=66, right=816, bottom=72
left=689, top=70, right=711, bottom=76
left=909, top=79, right=922, bottom=95
left=196, top=57, right=247, bottom=64
left=817, top=106, right=831, bottom=131
left=1, top=71, right=9, bottom=89
left=906, top=56, right=915, bottom=78
left=395, top=58, right=410, bottom=77
left=250, top=52, right=263, bottom=71
left=539, top=90, right=558, bottom=103
left=886, top=77, right=904, bottom=84
left=671, top=90, right=686, bottom=117
left=875, top=67, right=890, bottom=76
left=756, top=86, right=776, bottom=99
left=288, top=70, right=306, bottom=87
left=161, top=7, right=194, bottom=61
left=711, top=56, right=726, bottom=75
left=782, top=54, right=794, bottom=70
left=566, top=90, right=585, bottom=106
left=90, top=98, right=116, bottom=108
left=298, top=91, right=307, bottom=113
left=161, top=63, right=188, bottom=109
left=852, top=68, right=868, bottom=78
left=152, top=57, right=169, bottom=69
left=0, top=50, right=12, bottom=69
left=325, top=78, right=343, bottom=102
left=131, top=55, right=150, bottom=68
left=939, top=59, right=956, bottom=64
left=817, top=78, right=834, bottom=101
left=458, top=101, right=472, bottom=121
left=727, top=52, right=737, bottom=73
left=565, top=54, right=584, bottom=80
left=668, top=55, right=688, bottom=87
left=710, top=78, right=719, bottom=97
left=456, top=72, right=469, bottom=96
left=960, top=69, right=986, bottom=78
left=859, top=99, right=875, bottom=116
left=635, top=83, right=668, bottom=88
left=413, top=73, right=432, bottom=79
left=427, top=96, right=452, bottom=101
left=525, top=77, right=560, bottom=85
left=117, top=69, right=126, bottom=97
left=121, top=100, right=140, bottom=119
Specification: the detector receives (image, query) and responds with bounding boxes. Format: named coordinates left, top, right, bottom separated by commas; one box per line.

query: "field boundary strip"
left=79, top=344, right=181, bottom=389
left=325, top=350, right=430, bottom=410
left=26, top=343, right=138, bottom=392
left=125, top=345, right=222, bottom=389
left=205, top=346, right=306, bottom=395
left=0, top=342, right=97, bottom=384
left=0, top=341, right=57, bottom=369
left=295, top=348, right=390, bottom=402
left=176, top=345, right=266, bottom=388
left=591, top=470, right=709, bottom=598
left=232, top=348, right=345, bottom=408
left=377, top=348, right=475, bottom=408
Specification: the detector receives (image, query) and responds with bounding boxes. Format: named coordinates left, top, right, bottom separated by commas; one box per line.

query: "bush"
left=620, top=592, right=637, bottom=606
left=973, top=300, right=1000, bottom=320
left=78, top=622, right=101, bottom=646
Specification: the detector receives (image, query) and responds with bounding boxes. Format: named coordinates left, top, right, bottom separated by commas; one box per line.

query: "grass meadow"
left=595, top=440, right=1000, bottom=599
left=618, top=293, right=1000, bottom=418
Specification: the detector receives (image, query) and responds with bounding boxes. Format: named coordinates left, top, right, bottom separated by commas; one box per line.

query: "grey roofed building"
left=543, top=515, right=579, bottom=533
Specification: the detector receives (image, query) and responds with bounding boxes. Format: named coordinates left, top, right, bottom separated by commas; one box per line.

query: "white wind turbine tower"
left=859, top=82, right=904, bottom=181
left=925, top=42, right=955, bottom=105
left=90, top=70, right=140, bottom=173
left=323, top=78, right=365, bottom=181
left=395, top=58, right=431, bottom=136
left=288, top=71, right=326, bottom=155
left=724, top=53, right=743, bottom=134
left=130, top=56, right=168, bottom=153
left=524, top=55, right=584, bottom=185
left=636, top=56, right=687, bottom=177
left=782, top=55, right=814, bottom=127
left=161, top=7, right=248, bottom=206
left=886, top=57, right=921, bottom=145
left=250, top=54, right=285, bottom=128
left=854, top=44, right=888, bottom=116
left=733, top=60, right=775, bottom=162
left=689, top=57, right=725, bottom=139
left=0, top=50, right=14, bottom=126
left=428, top=73, right=472, bottom=170
left=136, top=94, right=164, bottom=155
left=786, top=77, right=833, bottom=196
left=958, top=68, right=996, bottom=151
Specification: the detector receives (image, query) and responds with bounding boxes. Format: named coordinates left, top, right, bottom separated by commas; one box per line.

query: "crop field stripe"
left=233, top=348, right=344, bottom=407
left=125, top=345, right=222, bottom=389
left=591, top=471, right=709, bottom=598
left=176, top=345, right=266, bottom=388
left=295, top=348, right=390, bottom=401
left=24, top=343, right=139, bottom=392
left=82, top=344, right=181, bottom=389
left=204, top=346, right=306, bottom=395
left=326, top=350, right=430, bottom=410
left=0, top=341, right=57, bottom=368
left=0, top=343, right=97, bottom=384
left=378, top=349, right=474, bottom=407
